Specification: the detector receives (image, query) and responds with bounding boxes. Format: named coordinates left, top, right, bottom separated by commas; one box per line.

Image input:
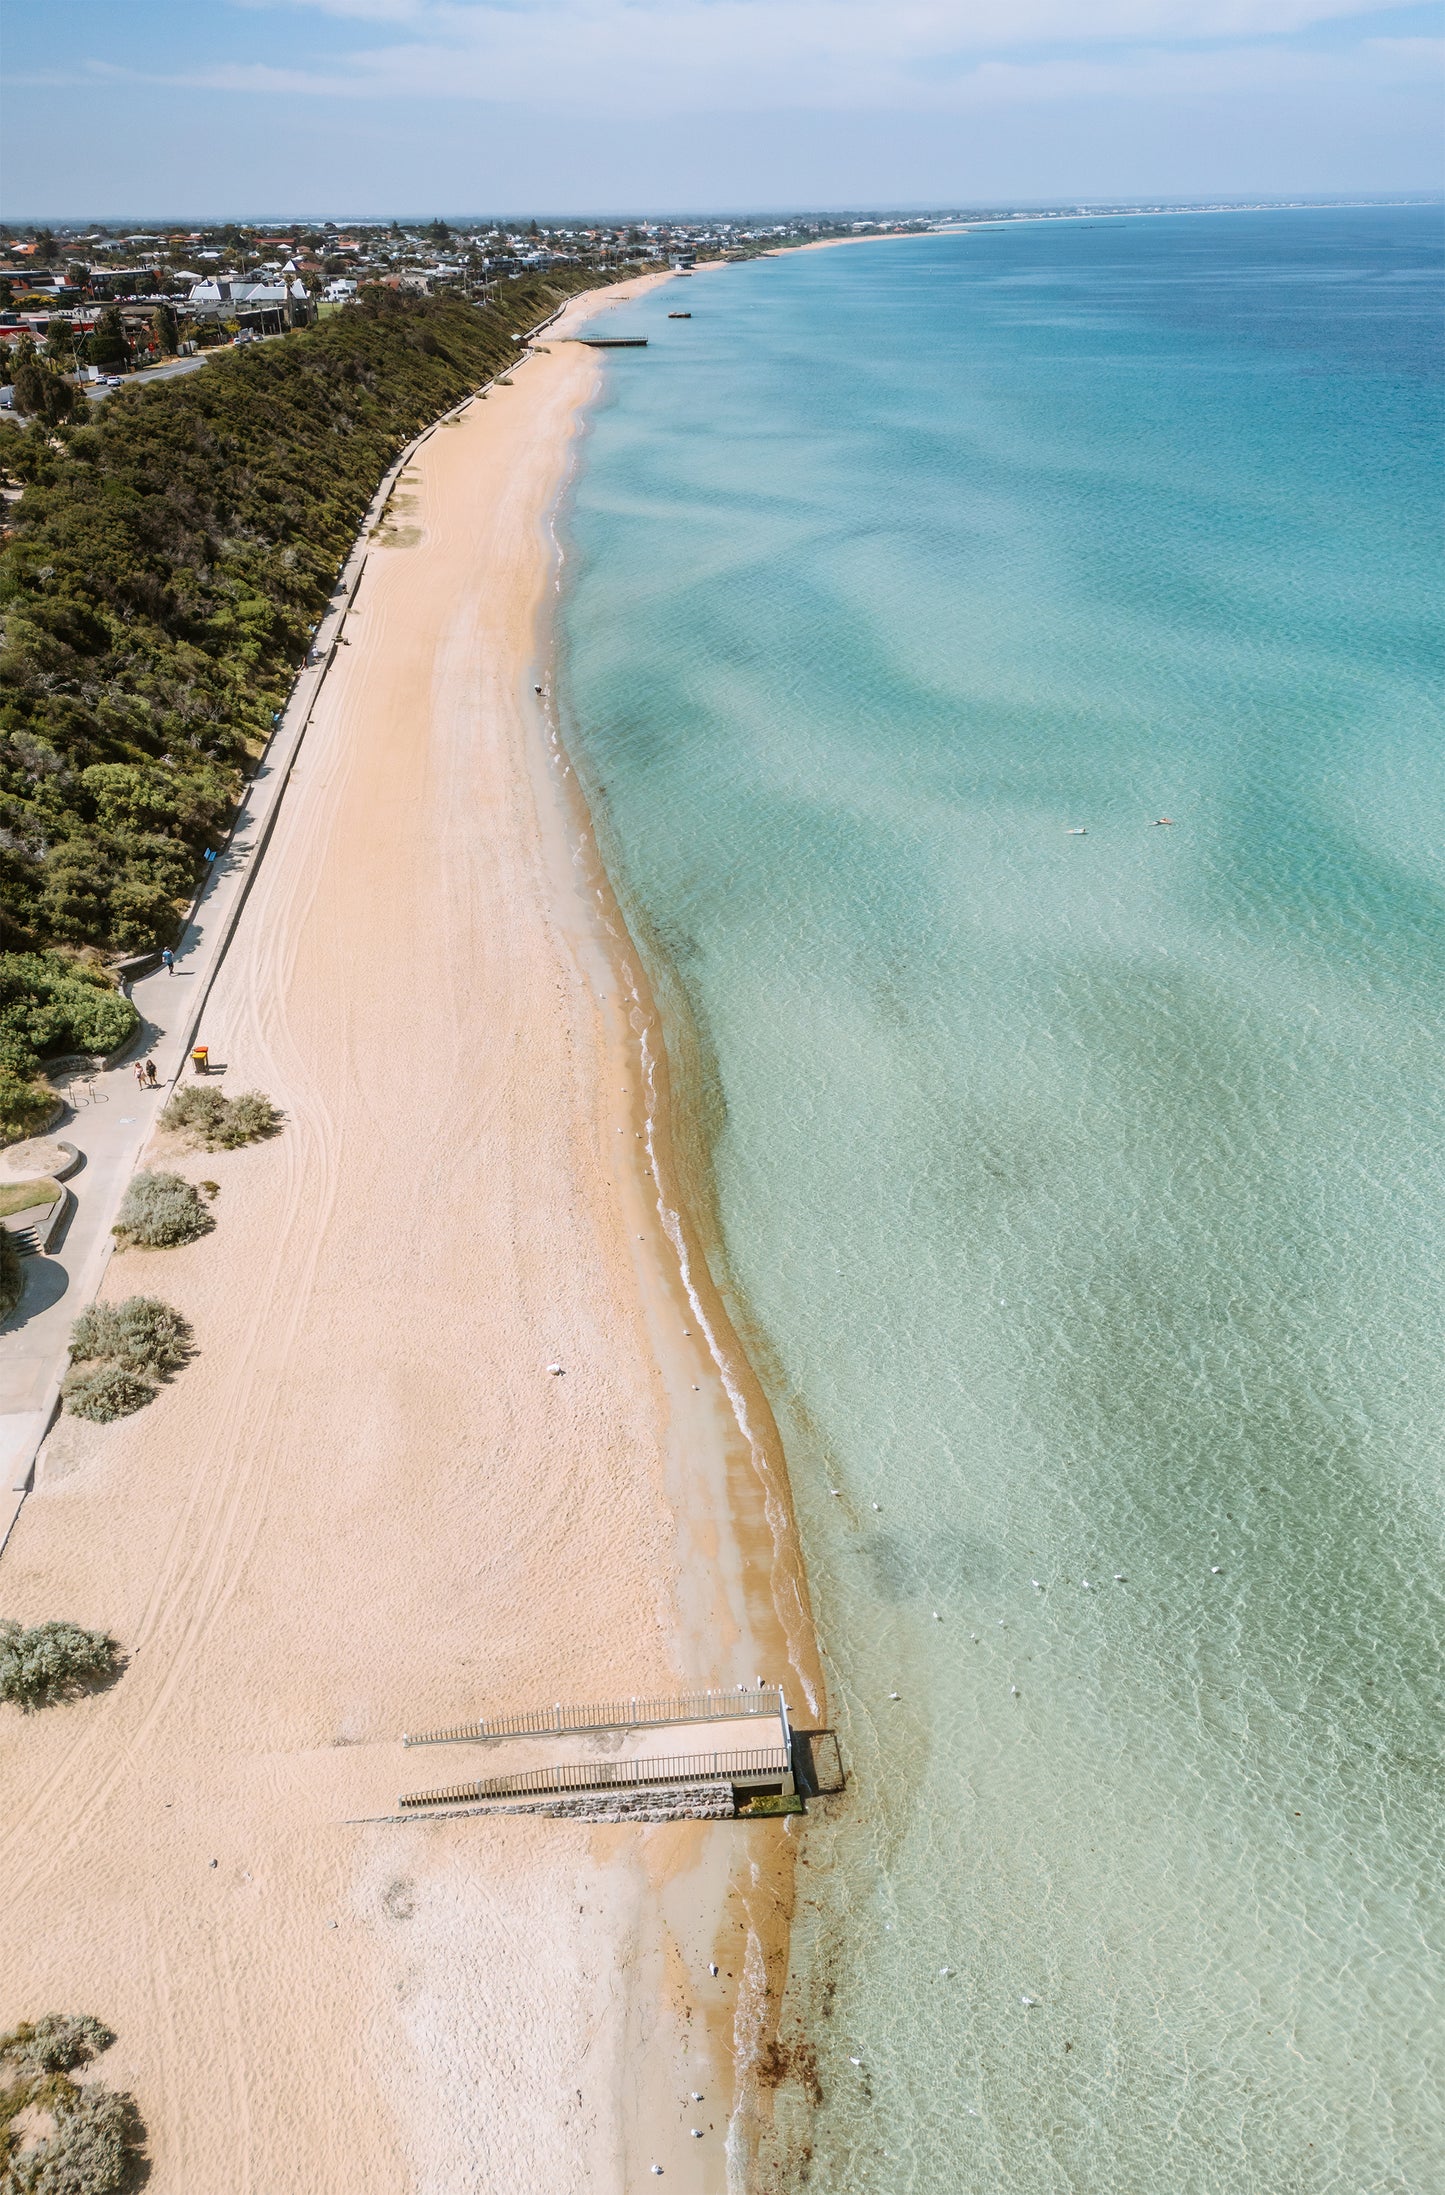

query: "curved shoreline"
left=532, top=288, right=827, bottom=2169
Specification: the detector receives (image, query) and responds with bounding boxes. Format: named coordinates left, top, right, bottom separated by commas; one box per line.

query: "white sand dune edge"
left=0, top=274, right=823, bottom=2192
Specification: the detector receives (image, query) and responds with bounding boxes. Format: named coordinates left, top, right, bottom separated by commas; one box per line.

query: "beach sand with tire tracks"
left=0, top=274, right=822, bottom=2191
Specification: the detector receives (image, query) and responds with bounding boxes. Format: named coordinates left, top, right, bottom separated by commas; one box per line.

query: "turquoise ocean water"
left=557, top=210, right=1445, bottom=2192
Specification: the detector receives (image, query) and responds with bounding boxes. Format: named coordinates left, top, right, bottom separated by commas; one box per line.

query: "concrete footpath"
left=0, top=387, right=485, bottom=1557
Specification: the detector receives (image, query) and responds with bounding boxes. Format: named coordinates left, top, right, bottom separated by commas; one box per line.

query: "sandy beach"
left=0, top=273, right=823, bottom=2191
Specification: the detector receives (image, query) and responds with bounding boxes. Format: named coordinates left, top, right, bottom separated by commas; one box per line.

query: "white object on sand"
left=709, top=1963, right=718, bottom=1977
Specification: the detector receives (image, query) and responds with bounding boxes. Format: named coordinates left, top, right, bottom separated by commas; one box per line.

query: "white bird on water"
left=1082, top=1579, right=1093, bottom=1590
left=1020, top=1994, right=1039, bottom=2007
left=1212, top=1566, right=1223, bottom=1574
left=1115, top=1572, right=1126, bottom=1581
left=1031, top=1579, right=1043, bottom=1590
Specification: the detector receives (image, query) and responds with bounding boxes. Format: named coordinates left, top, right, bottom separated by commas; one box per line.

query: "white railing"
left=403, top=1686, right=785, bottom=1747
left=400, top=1745, right=790, bottom=1810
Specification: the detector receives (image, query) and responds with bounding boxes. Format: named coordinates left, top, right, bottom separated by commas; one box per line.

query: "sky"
left=2, top=0, right=1441, bottom=219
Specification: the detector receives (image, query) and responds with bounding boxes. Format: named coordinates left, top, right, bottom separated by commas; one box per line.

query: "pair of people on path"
left=133, top=1060, right=159, bottom=1090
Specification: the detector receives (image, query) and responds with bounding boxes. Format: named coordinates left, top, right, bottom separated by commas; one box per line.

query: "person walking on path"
left=162, top=947, right=175, bottom=975
left=134, top=1062, right=147, bottom=1089
left=145, top=1060, right=158, bottom=1088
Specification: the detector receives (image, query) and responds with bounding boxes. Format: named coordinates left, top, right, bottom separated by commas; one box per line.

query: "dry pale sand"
left=0, top=275, right=823, bottom=2192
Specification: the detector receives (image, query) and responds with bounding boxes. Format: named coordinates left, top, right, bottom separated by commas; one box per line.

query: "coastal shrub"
left=62, top=1294, right=193, bottom=1419
left=222, top=1090, right=282, bottom=1145
left=69, top=1296, right=192, bottom=1376
left=112, top=1171, right=211, bottom=1249
left=0, top=1620, right=121, bottom=1710
left=60, top=1363, right=156, bottom=1423
left=6, top=2077, right=144, bottom=2194
left=160, top=1083, right=281, bottom=1150
left=0, top=2017, right=114, bottom=2080
left=0, top=955, right=137, bottom=1081
left=0, top=1229, right=21, bottom=1320
left=0, top=2016, right=144, bottom=2194
left=0, top=1066, right=55, bottom=1146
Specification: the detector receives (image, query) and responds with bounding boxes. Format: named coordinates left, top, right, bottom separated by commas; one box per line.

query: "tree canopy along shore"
left=0, top=271, right=619, bottom=1131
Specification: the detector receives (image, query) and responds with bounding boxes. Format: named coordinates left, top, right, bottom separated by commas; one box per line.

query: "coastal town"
left=0, top=210, right=943, bottom=399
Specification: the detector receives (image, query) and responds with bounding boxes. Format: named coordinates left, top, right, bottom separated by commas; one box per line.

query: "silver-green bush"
left=0, top=2018, right=114, bottom=2080
left=160, top=1084, right=281, bottom=1150
left=0, top=1621, right=120, bottom=1710
left=112, top=1171, right=212, bottom=1249
left=59, top=1363, right=156, bottom=1424
left=68, top=1297, right=192, bottom=1377
left=1, top=2016, right=144, bottom=2193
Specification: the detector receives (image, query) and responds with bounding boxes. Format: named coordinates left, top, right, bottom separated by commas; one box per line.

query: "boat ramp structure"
left=396, top=1685, right=841, bottom=1823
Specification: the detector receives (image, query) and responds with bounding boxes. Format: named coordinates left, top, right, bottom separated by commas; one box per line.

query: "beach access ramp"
left=397, top=1686, right=794, bottom=1816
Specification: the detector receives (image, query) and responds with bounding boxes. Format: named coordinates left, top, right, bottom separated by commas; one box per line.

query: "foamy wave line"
left=634, top=1000, right=820, bottom=1723
left=726, top=1925, right=769, bottom=2192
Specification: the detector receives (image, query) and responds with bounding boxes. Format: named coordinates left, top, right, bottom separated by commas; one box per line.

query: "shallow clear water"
left=558, top=211, right=1445, bottom=2192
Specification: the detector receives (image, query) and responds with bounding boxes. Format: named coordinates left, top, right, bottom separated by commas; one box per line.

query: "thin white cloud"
left=231, top=0, right=1434, bottom=39
left=105, top=3, right=1444, bottom=113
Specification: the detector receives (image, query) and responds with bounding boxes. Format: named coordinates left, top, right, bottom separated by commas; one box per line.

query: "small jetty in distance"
left=576, top=335, right=648, bottom=348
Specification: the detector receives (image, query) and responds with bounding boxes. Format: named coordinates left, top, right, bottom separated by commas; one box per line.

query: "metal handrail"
left=400, top=1744, right=789, bottom=1810
left=403, top=1686, right=784, bottom=1747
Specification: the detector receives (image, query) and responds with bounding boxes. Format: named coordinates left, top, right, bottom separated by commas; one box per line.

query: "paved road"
left=86, top=354, right=209, bottom=400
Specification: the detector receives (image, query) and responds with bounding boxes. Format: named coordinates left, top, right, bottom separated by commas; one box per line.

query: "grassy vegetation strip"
left=0, top=1177, right=60, bottom=1218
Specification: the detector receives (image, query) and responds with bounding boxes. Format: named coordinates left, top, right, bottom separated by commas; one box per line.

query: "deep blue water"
left=558, top=207, right=1445, bottom=2192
